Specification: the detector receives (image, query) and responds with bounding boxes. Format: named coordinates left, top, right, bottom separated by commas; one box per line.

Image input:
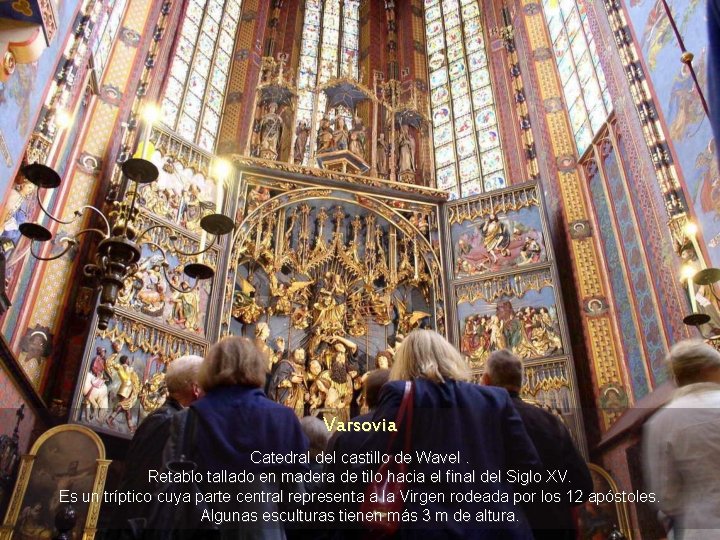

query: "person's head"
left=275, top=337, right=286, bottom=352
left=309, top=359, right=322, bottom=376
left=27, top=331, right=48, bottom=359
left=376, top=352, right=390, bottom=370
left=293, top=348, right=306, bottom=364
left=364, top=369, right=390, bottom=410
left=112, top=340, right=123, bottom=353
left=667, top=339, right=720, bottom=386
left=483, top=349, right=522, bottom=392
left=199, top=337, right=267, bottom=392
left=18, top=180, right=35, bottom=197
left=389, top=330, right=470, bottom=383
left=119, top=355, right=129, bottom=366
left=299, top=416, right=330, bottom=458
left=166, top=355, right=204, bottom=406
left=333, top=343, right=347, bottom=362
left=330, top=359, right=348, bottom=383
left=255, top=322, right=270, bottom=341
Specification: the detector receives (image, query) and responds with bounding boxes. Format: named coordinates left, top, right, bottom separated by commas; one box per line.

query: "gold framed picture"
left=0, top=424, right=110, bottom=540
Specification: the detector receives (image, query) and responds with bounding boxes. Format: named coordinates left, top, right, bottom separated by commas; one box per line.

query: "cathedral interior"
left=0, top=0, right=715, bottom=537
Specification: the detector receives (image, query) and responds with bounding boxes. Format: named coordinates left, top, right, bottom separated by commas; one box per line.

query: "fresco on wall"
left=0, top=179, right=38, bottom=298
left=625, top=0, right=720, bottom=265
left=0, top=0, right=82, bottom=193
left=451, top=205, right=547, bottom=278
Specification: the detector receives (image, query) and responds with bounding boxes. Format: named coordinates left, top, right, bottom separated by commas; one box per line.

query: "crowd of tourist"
left=101, top=330, right=720, bottom=540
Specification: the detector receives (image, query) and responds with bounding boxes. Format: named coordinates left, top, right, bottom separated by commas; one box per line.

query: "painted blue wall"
left=0, top=0, right=83, bottom=192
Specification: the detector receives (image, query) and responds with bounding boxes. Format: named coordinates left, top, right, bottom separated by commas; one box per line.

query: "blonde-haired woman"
left=327, top=329, right=541, bottom=539
left=173, top=336, right=308, bottom=538
left=388, top=327, right=472, bottom=383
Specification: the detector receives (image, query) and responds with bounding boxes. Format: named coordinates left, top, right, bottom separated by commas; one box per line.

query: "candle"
left=199, top=231, right=207, bottom=252
left=413, top=243, right=419, bottom=279
left=688, top=275, right=698, bottom=312
left=690, top=236, right=707, bottom=269
left=215, top=180, right=224, bottom=213
left=198, top=231, right=207, bottom=263
left=143, top=122, right=152, bottom=160
left=685, top=222, right=707, bottom=269
left=140, top=104, right=160, bottom=160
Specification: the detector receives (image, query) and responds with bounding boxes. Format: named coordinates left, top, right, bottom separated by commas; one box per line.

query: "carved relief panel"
left=445, top=183, right=585, bottom=452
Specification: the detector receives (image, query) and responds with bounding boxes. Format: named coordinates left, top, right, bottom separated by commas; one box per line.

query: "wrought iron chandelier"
left=18, top=133, right=235, bottom=330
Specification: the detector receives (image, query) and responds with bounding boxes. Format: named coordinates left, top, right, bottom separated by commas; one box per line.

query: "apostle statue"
left=349, top=115, right=367, bottom=159
left=376, top=132, right=390, bottom=177
left=259, top=102, right=283, bottom=160
left=254, top=322, right=277, bottom=371
left=397, top=123, right=416, bottom=181
left=106, top=355, right=141, bottom=432
left=316, top=116, right=334, bottom=154
left=269, top=348, right=307, bottom=418
left=168, top=280, right=200, bottom=330
left=294, top=120, right=310, bottom=163
left=316, top=350, right=354, bottom=423
left=349, top=132, right=363, bottom=158
left=306, top=358, right=325, bottom=413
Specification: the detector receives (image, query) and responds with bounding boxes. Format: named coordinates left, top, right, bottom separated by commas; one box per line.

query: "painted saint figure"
left=397, top=124, right=416, bottom=179
left=269, top=348, right=307, bottom=418
left=106, top=355, right=140, bottom=432
left=294, top=120, right=310, bottom=163
left=316, top=116, right=335, bottom=154
left=18, top=328, right=51, bottom=387
left=481, top=214, right=511, bottom=263
left=349, top=115, right=366, bottom=159
left=259, top=102, right=284, bottom=160
left=376, top=132, right=390, bottom=177
left=333, top=120, right=349, bottom=150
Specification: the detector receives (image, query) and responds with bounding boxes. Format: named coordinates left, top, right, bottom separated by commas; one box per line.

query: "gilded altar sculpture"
left=259, top=102, right=284, bottom=161
left=225, top=181, right=444, bottom=421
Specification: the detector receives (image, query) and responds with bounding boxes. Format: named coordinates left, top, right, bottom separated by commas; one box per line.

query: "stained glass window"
left=297, top=0, right=360, bottom=162
left=160, top=0, right=242, bottom=151
left=92, top=0, right=129, bottom=79
left=542, top=0, right=612, bottom=155
left=425, top=0, right=507, bottom=199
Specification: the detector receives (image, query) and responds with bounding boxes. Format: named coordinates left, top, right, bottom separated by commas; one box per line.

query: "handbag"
left=359, top=380, right=414, bottom=535
left=131, top=408, right=220, bottom=540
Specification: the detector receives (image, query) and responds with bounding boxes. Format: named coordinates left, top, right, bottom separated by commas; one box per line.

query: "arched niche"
left=223, top=185, right=445, bottom=372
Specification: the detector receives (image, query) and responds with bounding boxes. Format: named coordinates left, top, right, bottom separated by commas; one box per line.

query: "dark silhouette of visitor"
left=104, top=355, right=204, bottom=538
left=483, top=349, right=592, bottom=540
left=168, top=336, right=309, bottom=540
